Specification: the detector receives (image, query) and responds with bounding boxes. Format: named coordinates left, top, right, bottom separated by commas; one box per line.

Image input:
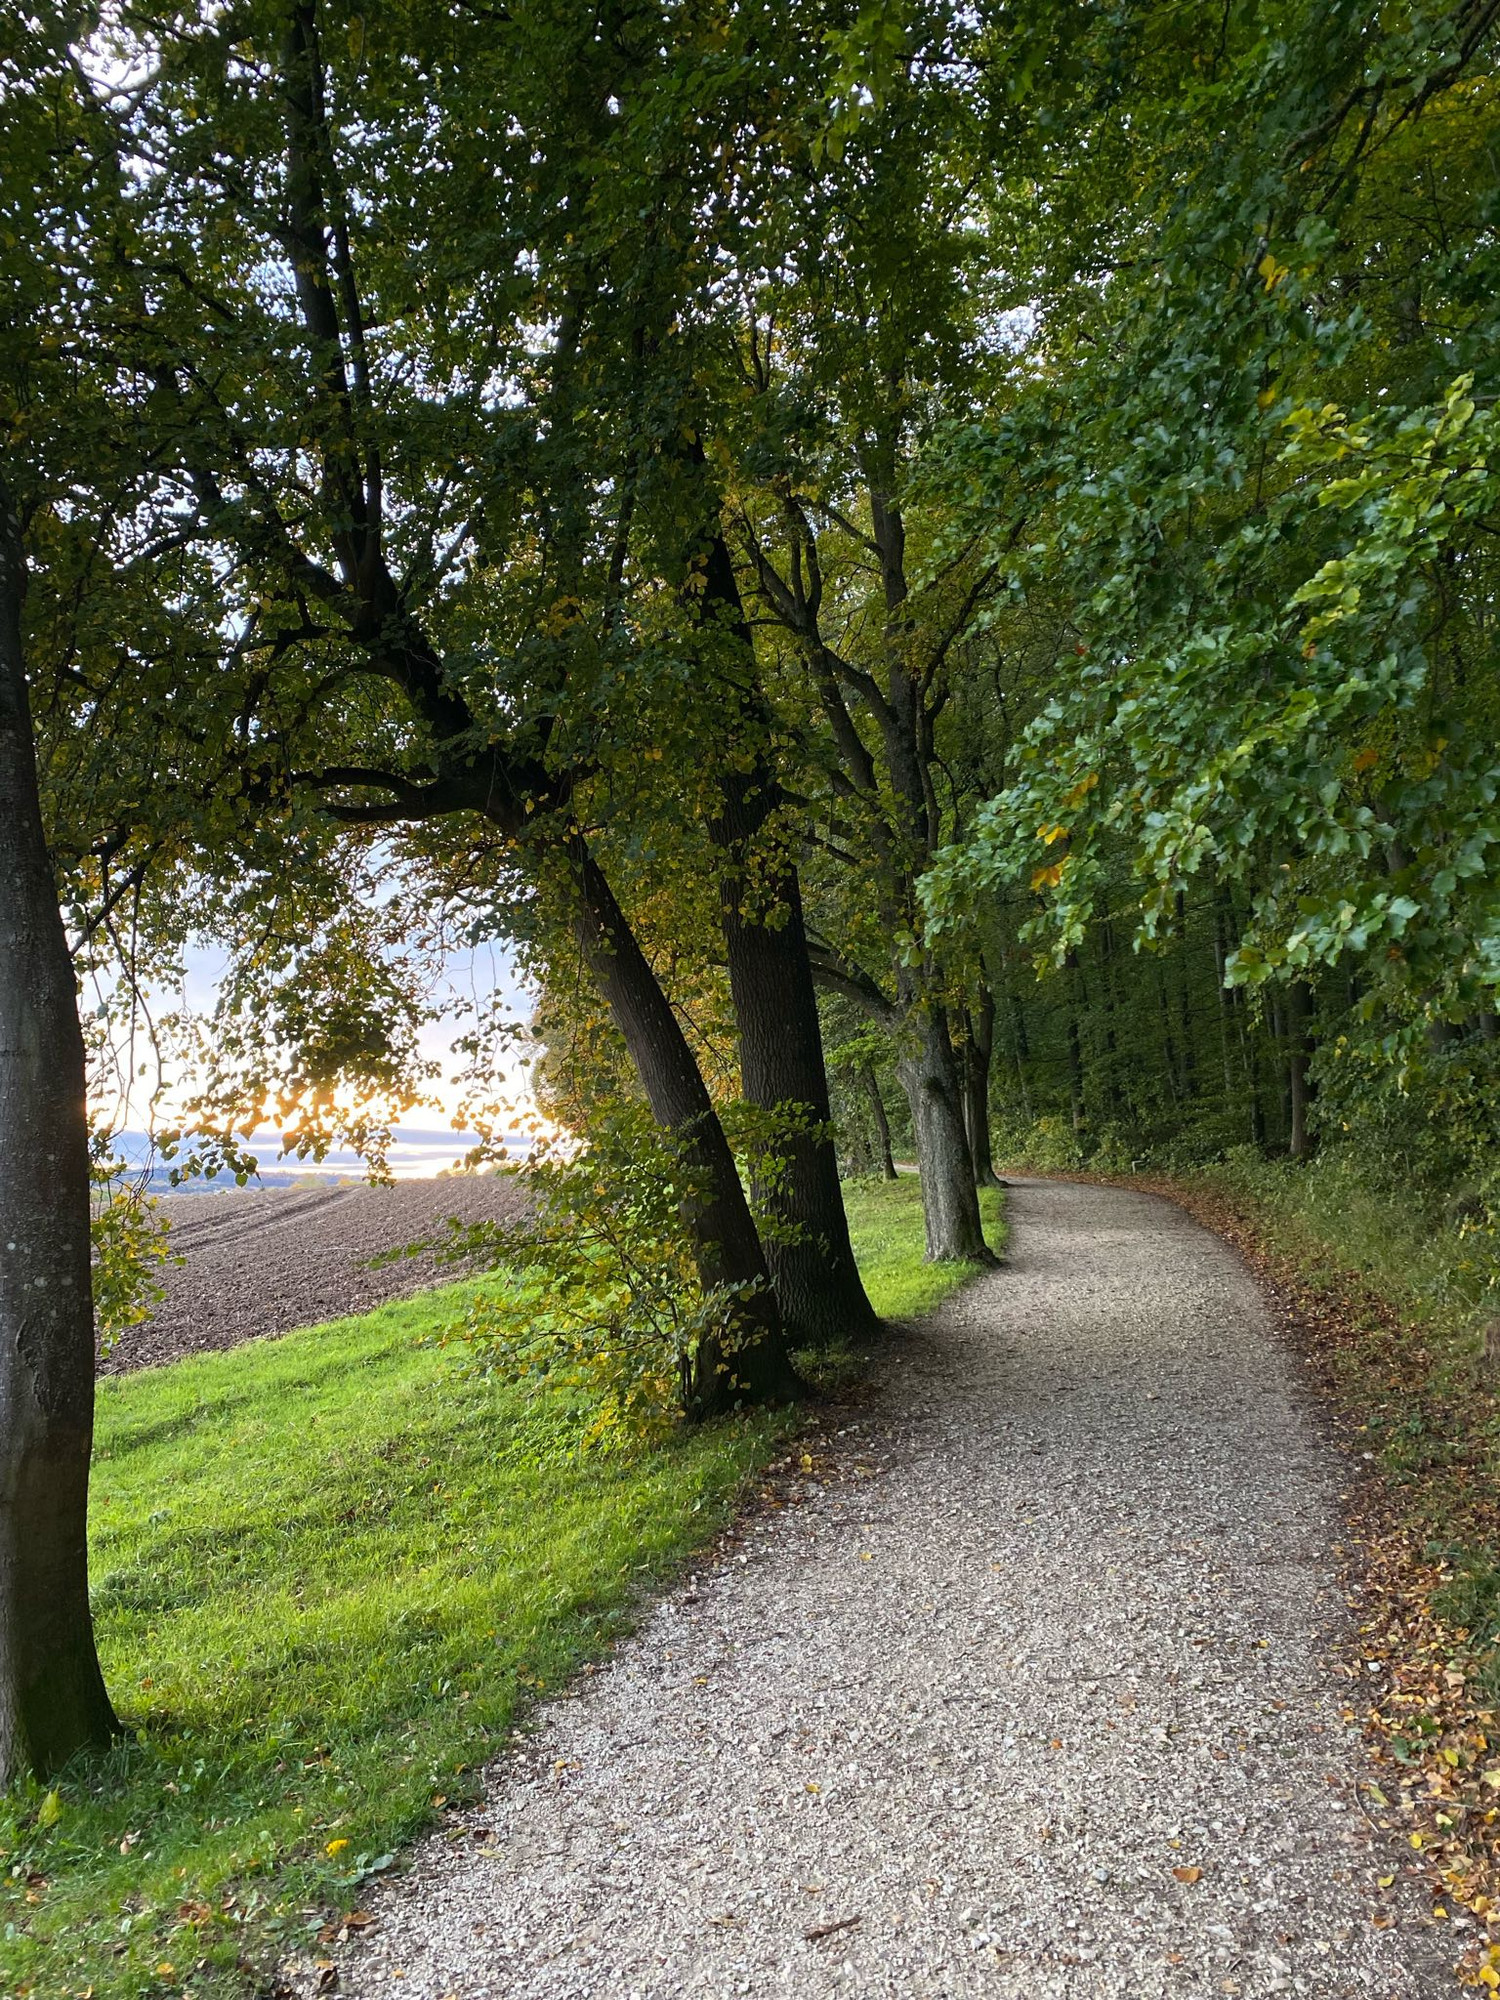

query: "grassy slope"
left=839, top=1176, right=1006, bottom=1319
left=2, top=1176, right=1002, bottom=2000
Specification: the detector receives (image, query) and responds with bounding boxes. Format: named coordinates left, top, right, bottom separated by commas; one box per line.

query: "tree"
left=919, top=0, right=1500, bottom=1214
left=0, top=472, right=119, bottom=1783
left=79, top=0, right=816, bottom=1409
left=0, top=12, right=121, bottom=1775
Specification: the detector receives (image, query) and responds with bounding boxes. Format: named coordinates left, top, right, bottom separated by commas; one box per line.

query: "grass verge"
left=1, top=1173, right=1000, bottom=2000
left=1080, top=1152, right=1500, bottom=1988
left=840, top=1176, right=1005, bottom=1320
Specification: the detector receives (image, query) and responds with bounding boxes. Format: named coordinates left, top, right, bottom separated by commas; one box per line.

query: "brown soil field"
left=101, top=1175, right=530, bottom=1375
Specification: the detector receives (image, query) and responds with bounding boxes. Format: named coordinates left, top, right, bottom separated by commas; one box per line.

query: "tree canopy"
left=3, top=0, right=1499, bottom=1780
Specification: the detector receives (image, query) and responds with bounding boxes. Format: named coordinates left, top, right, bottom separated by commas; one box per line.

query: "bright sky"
left=101, top=936, right=542, bottom=1181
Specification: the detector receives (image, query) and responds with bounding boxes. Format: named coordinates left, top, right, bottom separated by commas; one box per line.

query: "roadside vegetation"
left=1160, top=1155, right=1500, bottom=1989
left=0, top=1176, right=1001, bottom=2000
left=2, top=1, right=1497, bottom=1988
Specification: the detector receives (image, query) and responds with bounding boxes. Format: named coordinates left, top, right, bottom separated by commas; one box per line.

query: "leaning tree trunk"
left=0, top=476, right=118, bottom=1783
left=960, top=987, right=1002, bottom=1190
left=566, top=834, right=803, bottom=1415
left=895, top=1003, right=994, bottom=1265
left=861, top=1063, right=897, bottom=1180
left=702, top=535, right=879, bottom=1347
left=718, top=858, right=880, bottom=1346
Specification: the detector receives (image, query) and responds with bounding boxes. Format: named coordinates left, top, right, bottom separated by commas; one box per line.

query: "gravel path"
left=334, top=1177, right=1448, bottom=1999
left=103, top=1177, right=528, bottom=1373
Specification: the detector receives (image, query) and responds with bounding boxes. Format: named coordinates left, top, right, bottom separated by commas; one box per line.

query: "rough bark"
left=1175, top=890, right=1198, bottom=1100
left=896, top=1006, right=994, bottom=1264
left=1213, top=889, right=1266, bottom=1145
left=566, top=835, right=803, bottom=1414
left=699, top=532, right=879, bottom=1347
left=1064, top=952, right=1086, bottom=1134
left=1007, top=988, right=1033, bottom=1124
left=722, top=865, right=879, bottom=1345
left=0, top=476, right=118, bottom=1783
left=1286, top=980, right=1317, bottom=1161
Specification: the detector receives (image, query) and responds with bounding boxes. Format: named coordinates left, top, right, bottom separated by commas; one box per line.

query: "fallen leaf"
left=805, top=1914, right=861, bottom=1943
left=1173, top=1866, right=1203, bottom=1884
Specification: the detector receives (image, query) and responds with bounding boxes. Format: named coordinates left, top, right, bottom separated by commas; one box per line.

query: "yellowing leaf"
left=326, top=1837, right=350, bottom=1856
left=1030, top=862, right=1065, bottom=892
left=36, top=1790, right=62, bottom=1829
left=1259, top=252, right=1288, bottom=291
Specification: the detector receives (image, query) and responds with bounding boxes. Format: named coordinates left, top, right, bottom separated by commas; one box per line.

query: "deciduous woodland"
left=3, top=0, right=1500, bottom=1988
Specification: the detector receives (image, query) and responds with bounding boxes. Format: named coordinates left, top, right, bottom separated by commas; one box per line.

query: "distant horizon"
left=110, top=1124, right=533, bottom=1190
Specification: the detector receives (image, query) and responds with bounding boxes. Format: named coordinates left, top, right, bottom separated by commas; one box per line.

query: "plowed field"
left=102, top=1175, right=529, bottom=1374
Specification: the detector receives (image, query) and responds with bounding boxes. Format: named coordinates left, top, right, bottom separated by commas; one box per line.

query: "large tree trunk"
left=566, top=834, right=803, bottom=1415
left=896, top=1004, right=994, bottom=1264
left=717, top=854, right=879, bottom=1346
left=0, top=477, right=118, bottom=1783
left=701, top=533, right=879, bottom=1347
left=960, top=988, right=1001, bottom=1190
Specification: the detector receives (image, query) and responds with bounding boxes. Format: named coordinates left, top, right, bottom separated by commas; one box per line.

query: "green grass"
left=0, top=1174, right=999, bottom=2000
left=841, top=1177, right=1006, bottom=1319
left=1198, top=1145, right=1493, bottom=1335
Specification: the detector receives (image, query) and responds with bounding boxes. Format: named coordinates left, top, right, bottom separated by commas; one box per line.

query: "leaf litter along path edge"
left=314, top=1177, right=1452, bottom=2000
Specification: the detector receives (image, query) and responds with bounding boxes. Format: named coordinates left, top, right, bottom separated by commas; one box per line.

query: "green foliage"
left=88, top=1138, right=173, bottom=1354
left=1201, top=1144, right=1496, bottom=1342
left=448, top=1109, right=754, bottom=1438
left=449, top=1098, right=862, bottom=1431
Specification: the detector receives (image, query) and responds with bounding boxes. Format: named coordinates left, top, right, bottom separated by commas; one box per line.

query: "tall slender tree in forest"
left=705, top=15, right=1008, bottom=1261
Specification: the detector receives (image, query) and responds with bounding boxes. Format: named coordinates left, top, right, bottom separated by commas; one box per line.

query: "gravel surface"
left=330, top=1176, right=1448, bottom=2000
left=102, top=1177, right=529, bottom=1374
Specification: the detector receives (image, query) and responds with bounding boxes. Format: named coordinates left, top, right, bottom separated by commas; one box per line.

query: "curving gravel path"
left=333, top=1177, right=1448, bottom=2000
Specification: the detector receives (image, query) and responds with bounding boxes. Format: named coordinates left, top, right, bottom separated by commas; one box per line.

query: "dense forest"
left=3, top=0, right=1499, bottom=1794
